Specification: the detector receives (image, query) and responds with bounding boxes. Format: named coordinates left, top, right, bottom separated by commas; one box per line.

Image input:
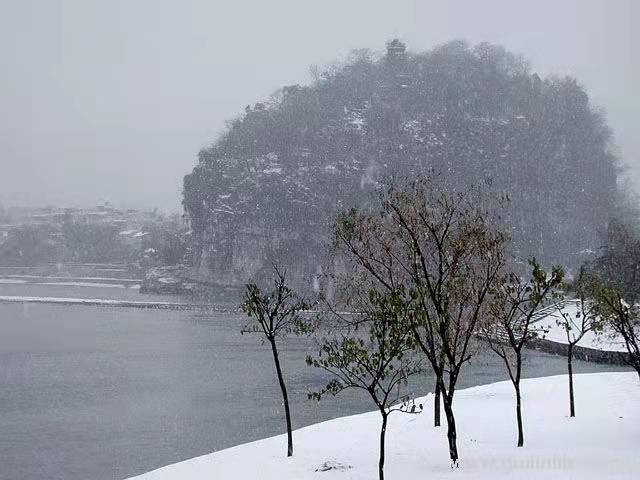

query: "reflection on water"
left=0, top=284, right=628, bottom=480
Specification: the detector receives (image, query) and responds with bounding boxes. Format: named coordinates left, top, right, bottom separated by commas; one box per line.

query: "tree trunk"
left=442, top=395, right=458, bottom=465
left=631, top=360, right=640, bottom=383
left=270, top=339, right=293, bottom=457
left=378, top=412, right=388, bottom=480
left=515, top=381, right=524, bottom=447
left=568, top=343, right=575, bottom=417
left=434, top=375, right=441, bottom=427
left=437, top=374, right=459, bottom=466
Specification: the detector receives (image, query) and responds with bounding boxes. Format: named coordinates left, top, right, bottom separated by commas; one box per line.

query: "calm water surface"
left=0, top=283, right=628, bottom=480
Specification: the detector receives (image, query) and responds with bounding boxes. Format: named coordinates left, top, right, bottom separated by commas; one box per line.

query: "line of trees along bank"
left=239, top=177, right=639, bottom=480
left=185, top=39, right=618, bottom=285
left=0, top=215, right=190, bottom=269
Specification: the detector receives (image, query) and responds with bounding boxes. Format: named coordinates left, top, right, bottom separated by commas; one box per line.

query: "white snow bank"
left=537, top=302, right=628, bottom=352
left=5, top=274, right=140, bottom=282
left=128, top=372, right=639, bottom=480
left=36, top=281, right=127, bottom=288
left=0, top=295, right=192, bottom=309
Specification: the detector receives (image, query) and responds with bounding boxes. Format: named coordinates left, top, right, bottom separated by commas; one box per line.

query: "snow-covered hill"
left=128, top=372, right=639, bottom=480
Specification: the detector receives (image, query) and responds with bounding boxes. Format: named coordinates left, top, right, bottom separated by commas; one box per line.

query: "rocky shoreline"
left=529, top=337, right=629, bottom=366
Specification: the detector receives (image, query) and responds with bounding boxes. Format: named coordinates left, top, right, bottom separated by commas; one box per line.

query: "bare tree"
left=335, top=177, right=508, bottom=465
left=307, top=287, right=422, bottom=480
left=239, top=264, right=308, bottom=457
left=553, top=269, right=601, bottom=417
left=482, top=259, right=563, bottom=447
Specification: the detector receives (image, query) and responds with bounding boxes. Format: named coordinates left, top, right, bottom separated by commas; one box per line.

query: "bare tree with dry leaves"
left=481, top=259, right=563, bottom=447
left=307, top=285, right=422, bottom=480
left=553, top=269, right=601, bottom=417
left=240, top=264, right=308, bottom=457
left=589, top=279, right=640, bottom=382
left=334, top=177, right=508, bottom=466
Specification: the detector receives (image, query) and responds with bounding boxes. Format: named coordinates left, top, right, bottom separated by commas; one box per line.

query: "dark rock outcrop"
left=529, top=337, right=630, bottom=366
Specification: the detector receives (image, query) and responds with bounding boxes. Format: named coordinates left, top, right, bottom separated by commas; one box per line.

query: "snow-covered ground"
left=128, top=372, right=639, bottom=480
left=536, top=301, right=628, bottom=352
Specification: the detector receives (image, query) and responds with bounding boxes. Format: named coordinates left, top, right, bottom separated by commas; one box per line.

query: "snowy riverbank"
left=128, top=372, right=639, bottom=480
left=536, top=301, right=628, bottom=352
left=0, top=295, right=197, bottom=310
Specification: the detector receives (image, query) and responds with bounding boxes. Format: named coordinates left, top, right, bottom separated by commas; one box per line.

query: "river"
left=0, top=281, right=628, bottom=480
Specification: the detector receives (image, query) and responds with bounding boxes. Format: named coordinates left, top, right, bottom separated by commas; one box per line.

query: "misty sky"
left=0, top=0, right=638, bottom=212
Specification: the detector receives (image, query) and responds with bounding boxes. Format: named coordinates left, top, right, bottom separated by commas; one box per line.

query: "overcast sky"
left=0, top=0, right=638, bottom=212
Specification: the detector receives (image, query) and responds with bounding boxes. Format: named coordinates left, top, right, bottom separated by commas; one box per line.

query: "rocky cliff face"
left=190, top=223, right=326, bottom=291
